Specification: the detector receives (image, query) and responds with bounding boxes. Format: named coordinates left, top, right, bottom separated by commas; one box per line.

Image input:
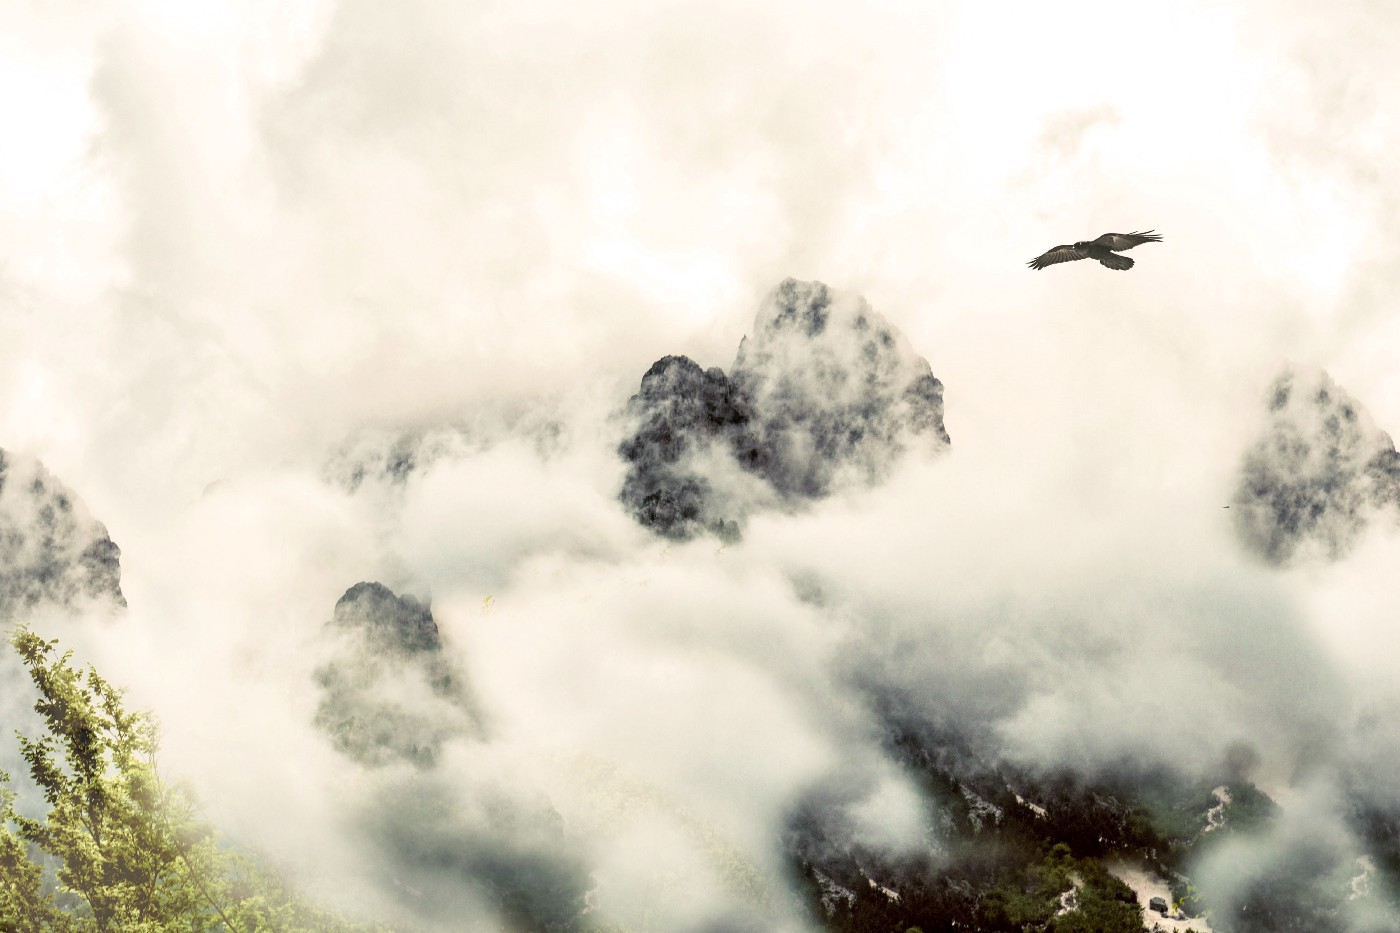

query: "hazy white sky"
left=5, top=1, right=1400, bottom=930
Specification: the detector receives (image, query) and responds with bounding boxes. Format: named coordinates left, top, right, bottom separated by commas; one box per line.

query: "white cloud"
left=5, top=0, right=1400, bottom=928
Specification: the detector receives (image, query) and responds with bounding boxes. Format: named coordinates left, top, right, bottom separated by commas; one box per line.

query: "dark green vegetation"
left=797, top=842, right=1144, bottom=933
left=785, top=723, right=1290, bottom=933
left=0, top=629, right=390, bottom=932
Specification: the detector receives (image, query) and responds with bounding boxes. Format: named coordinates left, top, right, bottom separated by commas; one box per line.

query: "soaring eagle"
left=1027, top=230, right=1163, bottom=271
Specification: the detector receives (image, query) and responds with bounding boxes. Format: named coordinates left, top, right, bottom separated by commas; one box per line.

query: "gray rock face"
left=619, top=279, right=949, bottom=541
left=617, top=356, right=753, bottom=542
left=0, top=449, right=126, bottom=619
left=330, top=581, right=442, bottom=653
left=1233, top=368, right=1400, bottom=564
left=731, top=279, right=951, bottom=498
left=314, top=582, right=477, bottom=768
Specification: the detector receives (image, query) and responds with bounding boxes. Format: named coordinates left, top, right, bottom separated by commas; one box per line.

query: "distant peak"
left=1232, top=366, right=1400, bottom=565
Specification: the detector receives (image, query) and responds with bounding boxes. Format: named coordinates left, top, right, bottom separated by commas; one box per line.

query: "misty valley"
left=5, top=280, right=1400, bottom=932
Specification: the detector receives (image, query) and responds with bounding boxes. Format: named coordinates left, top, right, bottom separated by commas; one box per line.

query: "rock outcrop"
left=314, top=582, right=477, bottom=767
left=0, top=449, right=125, bottom=619
left=1233, top=367, right=1400, bottom=564
left=619, top=279, right=949, bottom=541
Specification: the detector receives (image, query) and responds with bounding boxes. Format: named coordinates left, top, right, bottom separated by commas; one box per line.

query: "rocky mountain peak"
left=618, top=279, right=949, bottom=541
left=1233, top=367, right=1400, bottom=564
left=0, top=449, right=125, bottom=619
left=331, top=580, right=441, bottom=654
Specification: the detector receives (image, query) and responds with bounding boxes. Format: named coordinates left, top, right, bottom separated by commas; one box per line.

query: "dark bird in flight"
left=1027, top=230, right=1163, bottom=271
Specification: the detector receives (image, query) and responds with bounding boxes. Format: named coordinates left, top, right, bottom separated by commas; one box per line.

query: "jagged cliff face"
left=314, top=582, right=478, bottom=768
left=1232, top=368, right=1400, bottom=564
left=0, top=449, right=125, bottom=620
left=619, top=279, right=949, bottom=541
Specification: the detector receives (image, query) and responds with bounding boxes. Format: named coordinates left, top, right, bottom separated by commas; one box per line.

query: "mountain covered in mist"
left=0, top=449, right=125, bottom=620
left=1233, top=367, right=1400, bottom=564
left=311, top=583, right=589, bottom=930
left=314, top=582, right=479, bottom=768
left=619, top=278, right=950, bottom=541
left=10, top=286, right=1400, bottom=933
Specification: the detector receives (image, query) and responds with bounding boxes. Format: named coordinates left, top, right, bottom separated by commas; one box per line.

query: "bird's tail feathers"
left=1099, top=253, right=1134, bottom=270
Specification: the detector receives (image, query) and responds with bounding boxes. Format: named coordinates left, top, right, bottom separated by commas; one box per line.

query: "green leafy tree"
left=0, top=628, right=391, bottom=932
left=1, top=775, right=51, bottom=928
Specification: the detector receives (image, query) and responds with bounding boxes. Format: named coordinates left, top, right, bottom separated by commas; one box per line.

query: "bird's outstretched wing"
left=1092, top=230, right=1163, bottom=252
left=1027, top=244, right=1089, bottom=270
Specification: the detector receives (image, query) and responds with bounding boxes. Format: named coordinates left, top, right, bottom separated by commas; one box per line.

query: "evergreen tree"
left=0, top=628, right=390, bottom=932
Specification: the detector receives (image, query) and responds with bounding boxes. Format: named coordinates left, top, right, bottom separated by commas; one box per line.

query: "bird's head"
left=1072, top=240, right=1090, bottom=249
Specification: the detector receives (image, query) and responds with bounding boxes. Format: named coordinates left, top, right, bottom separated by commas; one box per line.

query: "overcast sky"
left=5, top=1, right=1400, bottom=930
